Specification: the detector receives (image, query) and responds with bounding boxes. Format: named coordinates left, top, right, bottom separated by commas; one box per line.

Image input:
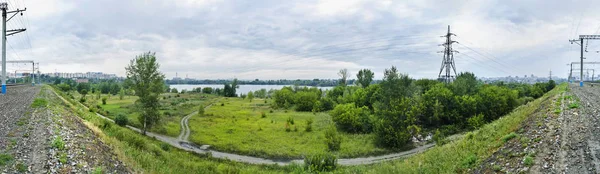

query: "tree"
left=171, top=88, right=178, bottom=93
left=80, top=89, right=88, bottom=97
left=202, top=87, right=213, bottom=94
left=338, top=69, right=349, bottom=86
left=356, top=69, right=374, bottom=88
left=76, top=82, right=91, bottom=94
left=246, top=92, right=254, bottom=102
left=198, top=104, right=205, bottom=116
left=119, top=88, right=125, bottom=100
left=451, top=72, right=478, bottom=96
left=125, top=52, right=165, bottom=135
left=294, top=91, right=319, bottom=111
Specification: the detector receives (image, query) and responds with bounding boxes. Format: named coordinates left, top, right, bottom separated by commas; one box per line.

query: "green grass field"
left=188, top=97, right=391, bottom=159
left=72, top=92, right=218, bottom=137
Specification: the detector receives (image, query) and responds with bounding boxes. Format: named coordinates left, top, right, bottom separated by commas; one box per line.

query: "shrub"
left=461, top=154, right=478, bottom=169
left=102, top=97, right=108, bottom=105
left=198, top=105, right=205, bottom=116
left=305, top=118, right=313, bottom=132
left=285, top=122, right=291, bottom=132
left=261, top=112, right=266, bottom=118
left=221, top=103, right=224, bottom=106
left=330, top=103, right=371, bottom=133
left=433, top=129, right=446, bottom=146
left=160, top=142, right=171, bottom=151
left=79, top=97, right=87, bottom=103
left=115, top=114, right=129, bottom=126
left=269, top=110, right=273, bottom=113
left=324, top=125, right=342, bottom=151
left=287, top=117, right=294, bottom=125
left=467, top=113, right=485, bottom=129
left=304, top=153, right=337, bottom=172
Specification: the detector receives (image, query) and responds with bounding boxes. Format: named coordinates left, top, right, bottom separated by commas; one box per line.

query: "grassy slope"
left=50, top=86, right=292, bottom=174
left=336, top=83, right=567, bottom=173
left=188, top=97, right=390, bottom=159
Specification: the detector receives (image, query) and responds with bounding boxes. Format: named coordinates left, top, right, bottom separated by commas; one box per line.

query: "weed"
left=304, top=153, right=337, bottom=172
left=59, top=152, right=67, bottom=163
left=568, top=102, right=580, bottom=109
left=523, top=155, right=534, bottom=166
left=261, top=112, right=266, bottom=118
left=287, top=117, right=294, bottom=125
left=15, top=162, right=27, bottom=172
left=160, top=142, right=171, bottom=151
left=492, top=164, right=502, bottom=171
left=305, top=118, right=313, bottom=132
left=461, top=154, right=478, bottom=168
left=0, top=153, right=13, bottom=166
left=22, top=132, right=29, bottom=138
left=52, top=136, right=65, bottom=150
left=502, top=132, right=518, bottom=142
left=31, top=98, right=48, bottom=108
left=554, top=108, right=561, bottom=114
left=285, top=122, right=291, bottom=132
left=92, top=167, right=103, bottom=174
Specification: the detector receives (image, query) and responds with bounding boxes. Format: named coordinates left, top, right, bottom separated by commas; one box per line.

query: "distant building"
left=76, top=79, right=89, bottom=83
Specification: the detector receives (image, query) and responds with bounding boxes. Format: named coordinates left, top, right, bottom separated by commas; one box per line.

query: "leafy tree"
left=273, top=87, right=294, bottom=108
left=198, top=104, right=205, bottom=116
left=202, top=87, right=213, bottom=94
left=246, top=92, right=254, bottom=102
left=324, top=125, right=342, bottom=151
left=125, top=52, right=165, bottom=135
left=110, top=83, right=121, bottom=95
left=338, top=69, right=349, bottom=86
left=119, top=88, right=125, bottom=100
left=422, top=83, right=458, bottom=127
left=171, top=88, right=178, bottom=93
left=57, top=83, right=71, bottom=92
left=80, top=89, right=88, bottom=97
left=356, top=69, right=374, bottom=87
left=451, top=72, right=478, bottom=96
left=76, top=83, right=91, bottom=94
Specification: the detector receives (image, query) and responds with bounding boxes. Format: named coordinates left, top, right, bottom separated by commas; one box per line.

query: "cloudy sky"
left=5, top=0, right=600, bottom=80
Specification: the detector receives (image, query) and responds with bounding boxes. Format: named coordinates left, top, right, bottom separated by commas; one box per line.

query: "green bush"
left=79, top=97, right=87, bottom=103
left=330, top=103, right=371, bottom=133
left=287, top=117, right=294, bottom=125
left=461, top=154, right=478, bottom=169
left=115, top=114, right=129, bottom=127
left=305, top=118, right=313, bottom=132
left=160, top=142, right=171, bottom=151
left=261, top=112, right=266, bottom=118
left=467, top=113, right=485, bottom=129
left=102, top=97, right=108, bottom=105
left=324, top=125, right=342, bottom=151
left=433, top=129, right=446, bottom=146
left=304, top=153, right=337, bottom=172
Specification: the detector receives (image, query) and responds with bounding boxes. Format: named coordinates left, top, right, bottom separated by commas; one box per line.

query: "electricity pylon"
left=438, top=25, right=458, bottom=83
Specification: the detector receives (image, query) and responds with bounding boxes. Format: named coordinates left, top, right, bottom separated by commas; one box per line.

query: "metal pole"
left=581, top=38, right=584, bottom=87
left=31, top=63, right=34, bottom=86
left=1, top=4, right=6, bottom=94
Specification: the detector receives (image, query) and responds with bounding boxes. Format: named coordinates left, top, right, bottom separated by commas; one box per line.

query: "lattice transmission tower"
left=438, top=25, right=458, bottom=83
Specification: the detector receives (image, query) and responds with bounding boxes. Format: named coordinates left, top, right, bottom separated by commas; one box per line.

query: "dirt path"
left=178, top=100, right=218, bottom=142
left=51, top=88, right=434, bottom=166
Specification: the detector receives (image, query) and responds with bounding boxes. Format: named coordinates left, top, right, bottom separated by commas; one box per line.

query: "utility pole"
left=549, top=70, right=552, bottom=81
left=0, top=2, right=26, bottom=94
left=438, top=25, right=458, bottom=83
left=570, top=35, right=600, bottom=87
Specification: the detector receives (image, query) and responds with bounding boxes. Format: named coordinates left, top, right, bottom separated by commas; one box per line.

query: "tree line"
left=270, top=67, right=556, bottom=148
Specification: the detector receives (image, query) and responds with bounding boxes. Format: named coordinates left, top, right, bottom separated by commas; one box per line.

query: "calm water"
left=169, top=84, right=333, bottom=95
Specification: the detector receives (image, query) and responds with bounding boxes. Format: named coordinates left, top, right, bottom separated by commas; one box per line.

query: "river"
left=169, top=84, right=334, bottom=95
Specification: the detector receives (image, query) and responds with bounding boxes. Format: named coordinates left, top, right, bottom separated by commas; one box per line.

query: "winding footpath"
left=51, top=89, right=435, bottom=166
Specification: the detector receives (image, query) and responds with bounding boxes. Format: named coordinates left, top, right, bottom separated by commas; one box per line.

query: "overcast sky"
left=5, top=0, right=600, bottom=80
